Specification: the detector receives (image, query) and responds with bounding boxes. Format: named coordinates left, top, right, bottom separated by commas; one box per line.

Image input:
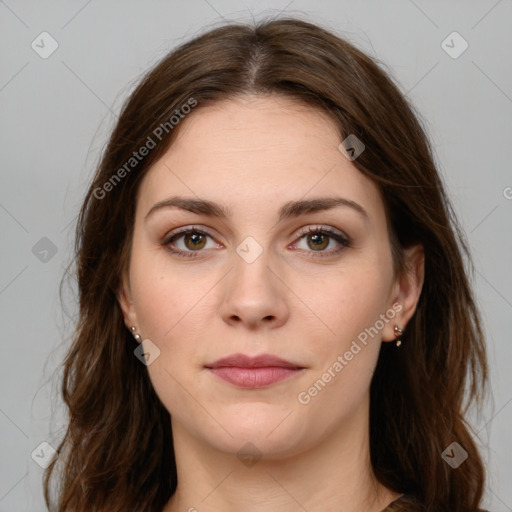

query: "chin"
left=199, top=404, right=309, bottom=458
left=210, top=432, right=303, bottom=462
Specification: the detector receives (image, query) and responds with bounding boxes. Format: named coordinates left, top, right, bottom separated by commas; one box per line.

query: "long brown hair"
left=44, top=18, right=489, bottom=511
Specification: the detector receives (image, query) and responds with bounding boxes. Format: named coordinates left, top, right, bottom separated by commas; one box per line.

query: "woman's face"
left=119, top=94, right=418, bottom=459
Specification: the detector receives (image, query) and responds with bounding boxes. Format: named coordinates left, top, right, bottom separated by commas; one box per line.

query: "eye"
left=163, top=227, right=219, bottom=258
left=163, top=225, right=351, bottom=259
left=292, top=226, right=350, bottom=257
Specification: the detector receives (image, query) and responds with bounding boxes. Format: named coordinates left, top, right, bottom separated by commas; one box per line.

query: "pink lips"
left=205, top=353, right=305, bottom=389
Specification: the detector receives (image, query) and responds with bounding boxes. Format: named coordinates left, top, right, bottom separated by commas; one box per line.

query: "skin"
left=118, top=94, right=424, bottom=512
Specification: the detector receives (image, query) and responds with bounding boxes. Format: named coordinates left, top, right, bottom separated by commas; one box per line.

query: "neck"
left=163, top=398, right=399, bottom=512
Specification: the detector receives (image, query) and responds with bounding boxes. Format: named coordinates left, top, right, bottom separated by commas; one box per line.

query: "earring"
left=130, top=326, right=141, bottom=342
left=394, top=325, right=403, bottom=347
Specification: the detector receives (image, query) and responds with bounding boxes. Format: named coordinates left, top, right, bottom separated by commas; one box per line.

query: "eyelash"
left=162, top=225, right=351, bottom=259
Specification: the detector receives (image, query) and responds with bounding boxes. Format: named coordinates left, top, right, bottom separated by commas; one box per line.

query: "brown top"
left=379, top=494, right=490, bottom=512
left=380, top=494, right=424, bottom=511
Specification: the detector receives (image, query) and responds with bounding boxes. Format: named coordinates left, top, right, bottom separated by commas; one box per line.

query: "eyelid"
left=294, top=224, right=349, bottom=242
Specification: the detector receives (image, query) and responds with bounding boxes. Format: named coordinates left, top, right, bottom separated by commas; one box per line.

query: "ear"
left=383, top=243, right=425, bottom=342
left=117, top=270, right=139, bottom=334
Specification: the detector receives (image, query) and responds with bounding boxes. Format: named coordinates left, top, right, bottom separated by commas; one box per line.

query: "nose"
left=219, top=249, right=290, bottom=330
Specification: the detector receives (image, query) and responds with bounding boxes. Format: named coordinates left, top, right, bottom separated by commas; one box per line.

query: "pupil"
left=309, top=233, right=327, bottom=250
left=187, top=233, right=204, bottom=249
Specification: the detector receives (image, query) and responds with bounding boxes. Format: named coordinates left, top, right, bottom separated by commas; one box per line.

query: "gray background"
left=1, top=0, right=511, bottom=510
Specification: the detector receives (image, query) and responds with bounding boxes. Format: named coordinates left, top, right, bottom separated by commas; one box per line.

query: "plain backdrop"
left=1, top=1, right=511, bottom=510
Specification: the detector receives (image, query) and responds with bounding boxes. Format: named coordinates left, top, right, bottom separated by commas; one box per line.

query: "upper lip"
left=205, top=353, right=304, bottom=369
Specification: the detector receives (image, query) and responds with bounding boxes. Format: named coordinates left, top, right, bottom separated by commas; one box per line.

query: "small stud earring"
left=130, top=326, right=141, bottom=342
left=394, top=325, right=403, bottom=347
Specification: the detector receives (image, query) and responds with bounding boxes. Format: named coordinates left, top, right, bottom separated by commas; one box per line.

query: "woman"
left=44, top=18, right=489, bottom=512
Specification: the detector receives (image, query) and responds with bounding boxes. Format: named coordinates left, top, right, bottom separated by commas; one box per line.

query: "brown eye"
left=307, top=232, right=329, bottom=251
left=293, top=226, right=351, bottom=258
left=183, top=232, right=207, bottom=250
left=163, top=228, right=218, bottom=258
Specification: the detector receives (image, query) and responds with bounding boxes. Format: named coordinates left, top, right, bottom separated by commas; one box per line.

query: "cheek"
left=307, top=264, right=393, bottom=342
left=128, top=241, right=212, bottom=341
left=292, top=269, right=389, bottom=420
left=132, top=277, right=179, bottom=341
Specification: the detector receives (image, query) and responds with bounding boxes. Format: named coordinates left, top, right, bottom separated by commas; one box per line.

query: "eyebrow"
left=145, top=196, right=368, bottom=223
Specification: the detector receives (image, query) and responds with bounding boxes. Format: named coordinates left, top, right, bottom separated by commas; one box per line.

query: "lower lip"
left=208, top=366, right=303, bottom=388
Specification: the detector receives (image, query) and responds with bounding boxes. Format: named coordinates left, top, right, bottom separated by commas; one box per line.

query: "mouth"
left=205, top=353, right=306, bottom=389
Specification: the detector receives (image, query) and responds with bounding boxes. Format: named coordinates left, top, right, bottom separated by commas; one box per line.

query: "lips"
left=206, top=353, right=302, bottom=369
left=205, top=353, right=305, bottom=389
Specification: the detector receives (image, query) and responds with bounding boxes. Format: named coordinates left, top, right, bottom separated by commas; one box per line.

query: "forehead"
left=137, top=95, right=385, bottom=223
left=168, top=94, right=340, bottom=161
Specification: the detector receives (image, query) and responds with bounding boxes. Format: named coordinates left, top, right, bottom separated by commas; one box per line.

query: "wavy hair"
left=44, top=17, right=489, bottom=511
